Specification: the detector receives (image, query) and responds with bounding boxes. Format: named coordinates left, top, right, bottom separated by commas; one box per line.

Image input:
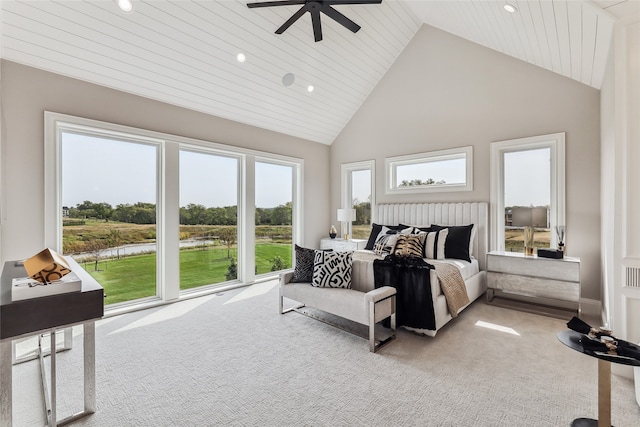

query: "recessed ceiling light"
left=503, top=3, right=518, bottom=13
left=282, top=73, right=295, bottom=87
left=307, top=85, right=314, bottom=93
left=237, top=53, right=246, bottom=63
left=117, top=0, right=133, bottom=12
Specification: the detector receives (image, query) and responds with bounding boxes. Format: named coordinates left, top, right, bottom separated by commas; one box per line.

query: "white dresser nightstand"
left=486, top=250, right=581, bottom=317
left=320, top=238, right=367, bottom=252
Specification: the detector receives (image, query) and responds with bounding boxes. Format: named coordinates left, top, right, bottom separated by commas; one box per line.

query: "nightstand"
left=486, top=250, right=581, bottom=317
left=320, top=238, right=367, bottom=252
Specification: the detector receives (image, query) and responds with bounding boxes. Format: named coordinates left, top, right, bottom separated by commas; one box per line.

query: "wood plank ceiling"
left=0, top=1, right=636, bottom=145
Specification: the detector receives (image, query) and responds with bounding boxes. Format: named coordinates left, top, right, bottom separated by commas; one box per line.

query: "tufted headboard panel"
left=374, top=202, right=489, bottom=271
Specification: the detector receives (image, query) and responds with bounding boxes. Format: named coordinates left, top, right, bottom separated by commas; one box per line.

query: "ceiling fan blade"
left=310, top=9, right=323, bottom=42
left=321, top=4, right=361, bottom=33
left=247, top=0, right=305, bottom=9
left=324, top=0, right=382, bottom=4
left=275, top=5, right=308, bottom=34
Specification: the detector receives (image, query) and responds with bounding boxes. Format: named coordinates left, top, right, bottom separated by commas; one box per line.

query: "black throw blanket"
left=373, top=255, right=436, bottom=330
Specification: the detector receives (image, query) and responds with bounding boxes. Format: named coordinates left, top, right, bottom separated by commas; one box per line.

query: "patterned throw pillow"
left=393, top=234, right=426, bottom=257
left=373, top=232, right=399, bottom=256
left=291, top=245, right=332, bottom=283
left=312, top=250, right=352, bottom=288
left=423, top=229, right=448, bottom=259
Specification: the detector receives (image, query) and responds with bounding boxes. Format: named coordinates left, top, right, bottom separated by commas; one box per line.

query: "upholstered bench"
left=279, top=270, right=397, bottom=352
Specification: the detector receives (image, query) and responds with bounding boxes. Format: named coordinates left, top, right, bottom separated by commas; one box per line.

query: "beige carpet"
left=12, top=280, right=640, bottom=426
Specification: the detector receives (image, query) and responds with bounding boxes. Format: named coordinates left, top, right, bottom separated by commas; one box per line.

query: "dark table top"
left=557, top=330, right=640, bottom=367
left=1, top=256, right=104, bottom=340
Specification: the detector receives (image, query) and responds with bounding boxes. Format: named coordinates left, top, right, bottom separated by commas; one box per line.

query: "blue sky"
left=396, top=158, right=466, bottom=185
left=62, top=133, right=292, bottom=208
left=504, top=148, right=550, bottom=207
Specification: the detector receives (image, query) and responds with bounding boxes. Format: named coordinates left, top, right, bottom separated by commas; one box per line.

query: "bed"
left=350, top=202, right=488, bottom=337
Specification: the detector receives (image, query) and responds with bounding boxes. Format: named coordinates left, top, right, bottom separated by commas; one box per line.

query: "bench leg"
left=369, top=294, right=397, bottom=353
left=279, top=290, right=305, bottom=314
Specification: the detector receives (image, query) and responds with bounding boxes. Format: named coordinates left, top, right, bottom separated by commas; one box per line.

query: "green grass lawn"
left=79, top=242, right=292, bottom=305
left=255, top=242, right=292, bottom=275
left=80, top=253, right=157, bottom=305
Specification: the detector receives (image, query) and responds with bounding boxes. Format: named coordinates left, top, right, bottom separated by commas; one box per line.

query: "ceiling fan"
left=247, top=0, right=383, bottom=42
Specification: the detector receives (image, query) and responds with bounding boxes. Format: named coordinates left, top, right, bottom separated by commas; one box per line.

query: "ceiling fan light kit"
left=247, top=0, right=382, bottom=42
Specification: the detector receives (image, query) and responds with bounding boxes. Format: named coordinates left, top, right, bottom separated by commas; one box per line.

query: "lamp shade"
left=337, top=208, right=356, bottom=222
left=511, top=207, right=548, bottom=227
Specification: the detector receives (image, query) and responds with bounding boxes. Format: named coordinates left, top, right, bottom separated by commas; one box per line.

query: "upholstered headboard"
left=374, top=202, right=489, bottom=271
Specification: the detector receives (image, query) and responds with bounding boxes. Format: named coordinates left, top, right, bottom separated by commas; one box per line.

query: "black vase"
left=329, top=232, right=337, bottom=239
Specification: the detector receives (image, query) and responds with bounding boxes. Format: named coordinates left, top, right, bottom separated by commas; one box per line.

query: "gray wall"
left=0, top=60, right=330, bottom=262
left=331, top=24, right=602, bottom=301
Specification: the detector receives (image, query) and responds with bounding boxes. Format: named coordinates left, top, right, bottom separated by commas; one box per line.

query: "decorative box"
left=23, top=248, right=72, bottom=283
left=537, top=248, right=564, bottom=259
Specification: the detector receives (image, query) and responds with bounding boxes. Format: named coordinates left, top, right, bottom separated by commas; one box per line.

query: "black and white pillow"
left=365, top=224, right=398, bottom=250
left=393, top=234, right=426, bottom=257
left=423, top=229, right=448, bottom=259
left=373, top=232, right=400, bottom=256
left=365, top=224, right=413, bottom=250
left=291, top=245, right=332, bottom=283
left=430, top=224, right=475, bottom=262
left=312, top=250, right=352, bottom=288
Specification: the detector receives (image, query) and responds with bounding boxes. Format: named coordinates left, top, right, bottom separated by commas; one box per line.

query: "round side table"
left=557, top=330, right=640, bottom=427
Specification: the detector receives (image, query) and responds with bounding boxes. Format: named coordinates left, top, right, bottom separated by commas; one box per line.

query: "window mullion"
left=241, top=155, right=255, bottom=283
left=161, top=141, right=180, bottom=301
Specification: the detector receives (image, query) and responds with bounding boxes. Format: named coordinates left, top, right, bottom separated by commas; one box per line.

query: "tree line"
left=65, top=200, right=293, bottom=226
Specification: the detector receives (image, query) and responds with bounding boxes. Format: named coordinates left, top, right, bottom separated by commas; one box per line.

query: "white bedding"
left=430, top=257, right=479, bottom=281
left=352, top=250, right=478, bottom=279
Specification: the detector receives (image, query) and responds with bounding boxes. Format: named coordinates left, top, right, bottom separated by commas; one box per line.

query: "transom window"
left=385, top=146, right=473, bottom=194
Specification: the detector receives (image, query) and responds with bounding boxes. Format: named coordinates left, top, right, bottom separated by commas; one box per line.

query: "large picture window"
left=179, top=149, right=240, bottom=291
left=255, top=161, right=294, bottom=275
left=61, top=132, right=159, bottom=305
left=490, top=133, right=565, bottom=252
left=385, top=146, right=473, bottom=194
left=45, top=112, right=302, bottom=310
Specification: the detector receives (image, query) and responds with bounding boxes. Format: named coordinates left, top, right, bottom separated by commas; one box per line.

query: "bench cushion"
left=283, top=283, right=368, bottom=325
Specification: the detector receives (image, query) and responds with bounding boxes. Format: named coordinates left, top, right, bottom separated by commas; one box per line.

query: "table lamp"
left=511, top=207, right=547, bottom=256
left=337, top=208, right=356, bottom=240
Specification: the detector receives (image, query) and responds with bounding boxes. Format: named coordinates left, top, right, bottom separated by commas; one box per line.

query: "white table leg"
left=84, top=321, right=96, bottom=414
left=1, top=339, right=12, bottom=426
left=50, top=331, right=57, bottom=426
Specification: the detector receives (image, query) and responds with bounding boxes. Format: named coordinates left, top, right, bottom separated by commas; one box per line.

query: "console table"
left=557, top=330, right=640, bottom=426
left=0, top=257, right=104, bottom=426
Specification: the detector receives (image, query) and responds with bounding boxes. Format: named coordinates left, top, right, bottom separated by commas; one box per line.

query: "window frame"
left=384, top=146, right=473, bottom=194
left=489, top=132, right=566, bottom=251
left=254, top=157, right=302, bottom=278
left=44, top=112, right=303, bottom=310
left=341, top=160, right=375, bottom=235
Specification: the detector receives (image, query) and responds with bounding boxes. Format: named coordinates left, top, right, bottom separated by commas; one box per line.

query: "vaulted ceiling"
left=1, top=1, right=638, bottom=145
